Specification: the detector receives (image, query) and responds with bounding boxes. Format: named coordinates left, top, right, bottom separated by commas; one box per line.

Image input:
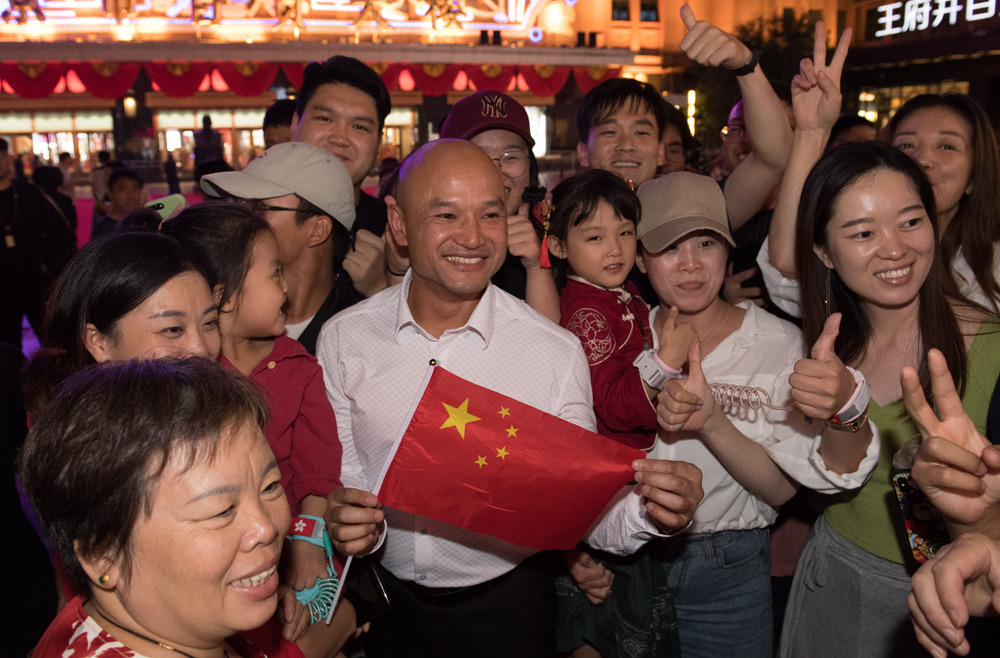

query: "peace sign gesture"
left=904, top=349, right=1000, bottom=531
left=791, top=21, right=852, bottom=133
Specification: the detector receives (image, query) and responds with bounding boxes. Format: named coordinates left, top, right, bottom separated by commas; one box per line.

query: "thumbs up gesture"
left=679, top=3, right=754, bottom=71
left=789, top=313, right=857, bottom=420
left=656, top=306, right=699, bottom=371
left=507, top=201, right=543, bottom=270
left=657, top=339, right=714, bottom=432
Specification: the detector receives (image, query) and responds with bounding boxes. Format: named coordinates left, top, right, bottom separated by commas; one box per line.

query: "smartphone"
left=891, top=468, right=948, bottom=562
left=145, top=194, right=187, bottom=221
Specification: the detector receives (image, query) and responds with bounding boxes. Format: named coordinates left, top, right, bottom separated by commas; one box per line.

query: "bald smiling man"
left=318, top=140, right=704, bottom=658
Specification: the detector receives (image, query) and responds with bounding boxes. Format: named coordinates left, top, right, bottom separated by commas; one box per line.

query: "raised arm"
left=678, top=3, right=793, bottom=229
left=768, top=22, right=850, bottom=277
left=508, top=202, right=560, bottom=323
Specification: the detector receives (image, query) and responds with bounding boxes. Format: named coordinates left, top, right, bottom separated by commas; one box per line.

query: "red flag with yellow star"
left=373, top=366, right=644, bottom=550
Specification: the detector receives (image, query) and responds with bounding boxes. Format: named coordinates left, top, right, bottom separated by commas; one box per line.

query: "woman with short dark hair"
left=21, top=358, right=299, bottom=658
left=22, top=231, right=220, bottom=420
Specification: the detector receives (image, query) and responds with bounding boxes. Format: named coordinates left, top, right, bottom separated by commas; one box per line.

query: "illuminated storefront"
left=844, top=0, right=1000, bottom=129
left=0, top=0, right=847, bottom=177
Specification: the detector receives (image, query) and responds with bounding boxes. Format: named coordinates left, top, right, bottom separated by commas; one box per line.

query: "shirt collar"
left=568, top=274, right=625, bottom=295
left=393, top=270, right=495, bottom=348
left=568, top=274, right=634, bottom=304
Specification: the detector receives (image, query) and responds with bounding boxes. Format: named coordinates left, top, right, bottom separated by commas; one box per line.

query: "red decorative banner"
left=465, top=64, right=516, bottom=92
left=68, top=62, right=142, bottom=99
left=572, top=65, right=621, bottom=94
left=215, top=61, right=280, bottom=97
left=376, top=366, right=642, bottom=551
left=0, top=62, right=66, bottom=99
left=368, top=62, right=404, bottom=92
left=404, top=62, right=461, bottom=97
left=144, top=61, right=213, bottom=97
left=517, top=64, right=570, bottom=96
left=282, top=62, right=305, bottom=90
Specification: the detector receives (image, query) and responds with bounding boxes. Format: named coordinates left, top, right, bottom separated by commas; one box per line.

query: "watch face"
left=827, top=412, right=867, bottom=432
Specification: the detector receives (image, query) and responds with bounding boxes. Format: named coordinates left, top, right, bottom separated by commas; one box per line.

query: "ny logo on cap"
left=480, top=93, right=507, bottom=119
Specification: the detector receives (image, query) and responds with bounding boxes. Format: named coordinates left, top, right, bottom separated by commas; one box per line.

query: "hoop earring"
left=824, top=268, right=832, bottom=319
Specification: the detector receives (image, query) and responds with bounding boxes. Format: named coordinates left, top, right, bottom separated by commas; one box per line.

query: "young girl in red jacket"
left=161, top=201, right=344, bottom=636
left=547, top=168, right=695, bottom=451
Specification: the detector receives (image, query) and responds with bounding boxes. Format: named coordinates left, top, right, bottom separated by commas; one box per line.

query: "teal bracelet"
left=287, top=515, right=340, bottom=624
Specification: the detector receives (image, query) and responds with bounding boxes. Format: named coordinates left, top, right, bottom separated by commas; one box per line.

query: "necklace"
left=91, top=605, right=232, bottom=658
left=696, top=305, right=728, bottom=352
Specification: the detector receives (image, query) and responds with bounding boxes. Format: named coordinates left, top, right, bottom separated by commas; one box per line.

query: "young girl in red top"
left=547, top=168, right=695, bottom=451
left=161, top=201, right=343, bottom=625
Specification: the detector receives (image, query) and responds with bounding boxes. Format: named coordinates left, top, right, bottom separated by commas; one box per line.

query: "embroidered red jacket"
left=559, top=277, right=657, bottom=450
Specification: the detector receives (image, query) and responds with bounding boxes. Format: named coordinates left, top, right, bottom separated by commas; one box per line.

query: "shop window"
left=612, top=0, right=629, bottom=21
left=639, top=0, right=658, bottom=21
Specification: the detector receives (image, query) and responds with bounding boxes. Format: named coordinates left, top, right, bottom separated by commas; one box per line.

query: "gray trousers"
left=778, top=515, right=923, bottom=658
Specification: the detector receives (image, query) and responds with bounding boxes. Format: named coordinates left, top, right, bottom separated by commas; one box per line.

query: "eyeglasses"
left=253, top=200, right=353, bottom=249
left=489, top=151, right=528, bottom=178
left=721, top=125, right=746, bottom=141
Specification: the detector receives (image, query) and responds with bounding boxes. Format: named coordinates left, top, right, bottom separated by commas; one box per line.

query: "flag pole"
left=325, top=362, right=438, bottom=623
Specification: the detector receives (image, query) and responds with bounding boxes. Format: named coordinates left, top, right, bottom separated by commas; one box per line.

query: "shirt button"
left=267, top=361, right=276, bottom=369
left=419, top=574, right=427, bottom=581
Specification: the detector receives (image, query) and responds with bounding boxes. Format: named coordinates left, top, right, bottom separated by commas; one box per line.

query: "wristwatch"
left=732, top=41, right=762, bottom=76
left=826, top=369, right=871, bottom=432
left=826, top=408, right=869, bottom=433
left=633, top=349, right=680, bottom=389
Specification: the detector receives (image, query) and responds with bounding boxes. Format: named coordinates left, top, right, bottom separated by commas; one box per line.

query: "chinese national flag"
left=373, top=366, right=644, bottom=551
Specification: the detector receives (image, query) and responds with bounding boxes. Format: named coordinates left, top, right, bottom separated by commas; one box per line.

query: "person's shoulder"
left=742, top=301, right=802, bottom=342
left=272, top=334, right=318, bottom=363
left=494, top=287, right=586, bottom=354
left=14, top=179, right=44, bottom=202
left=968, top=313, right=1000, bottom=353
left=33, top=596, right=115, bottom=658
left=320, top=284, right=399, bottom=340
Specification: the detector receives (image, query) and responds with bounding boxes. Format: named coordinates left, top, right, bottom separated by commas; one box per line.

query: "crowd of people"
left=6, top=4, right=1000, bottom=657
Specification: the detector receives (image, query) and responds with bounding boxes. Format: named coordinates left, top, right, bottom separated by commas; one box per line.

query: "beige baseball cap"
left=201, top=142, right=356, bottom=229
left=635, top=172, right=734, bottom=252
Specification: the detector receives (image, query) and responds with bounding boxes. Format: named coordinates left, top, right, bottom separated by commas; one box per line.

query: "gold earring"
left=824, top=268, right=832, bottom=319
left=98, top=574, right=110, bottom=586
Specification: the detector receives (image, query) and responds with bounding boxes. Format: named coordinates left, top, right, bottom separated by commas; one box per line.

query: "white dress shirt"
left=317, top=272, right=660, bottom=587
left=648, top=302, right=880, bottom=535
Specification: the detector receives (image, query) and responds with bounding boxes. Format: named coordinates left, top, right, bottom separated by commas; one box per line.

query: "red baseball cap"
left=440, top=90, right=535, bottom=147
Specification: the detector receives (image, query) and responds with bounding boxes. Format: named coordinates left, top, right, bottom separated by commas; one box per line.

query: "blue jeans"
left=659, top=528, right=772, bottom=658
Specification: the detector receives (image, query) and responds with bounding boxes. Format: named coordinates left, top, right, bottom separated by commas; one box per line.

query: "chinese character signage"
left=875, top=0, right=997, bottom=37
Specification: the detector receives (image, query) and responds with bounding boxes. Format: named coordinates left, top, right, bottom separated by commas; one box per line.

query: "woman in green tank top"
left=778, top=141, right=999, bottom=658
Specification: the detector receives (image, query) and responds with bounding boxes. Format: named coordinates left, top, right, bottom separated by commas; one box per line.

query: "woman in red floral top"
left=21, top=359, right=320, bottom=658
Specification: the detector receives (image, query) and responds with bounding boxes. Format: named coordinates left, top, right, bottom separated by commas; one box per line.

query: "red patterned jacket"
left=559, top=277, right=657, bottom=450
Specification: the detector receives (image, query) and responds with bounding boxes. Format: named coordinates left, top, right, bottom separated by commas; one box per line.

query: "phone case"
left=891, top=469, right=949, bottom=563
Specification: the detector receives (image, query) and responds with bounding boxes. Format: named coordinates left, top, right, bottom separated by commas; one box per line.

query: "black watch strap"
left=732, top=41, right=762, bottom=76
